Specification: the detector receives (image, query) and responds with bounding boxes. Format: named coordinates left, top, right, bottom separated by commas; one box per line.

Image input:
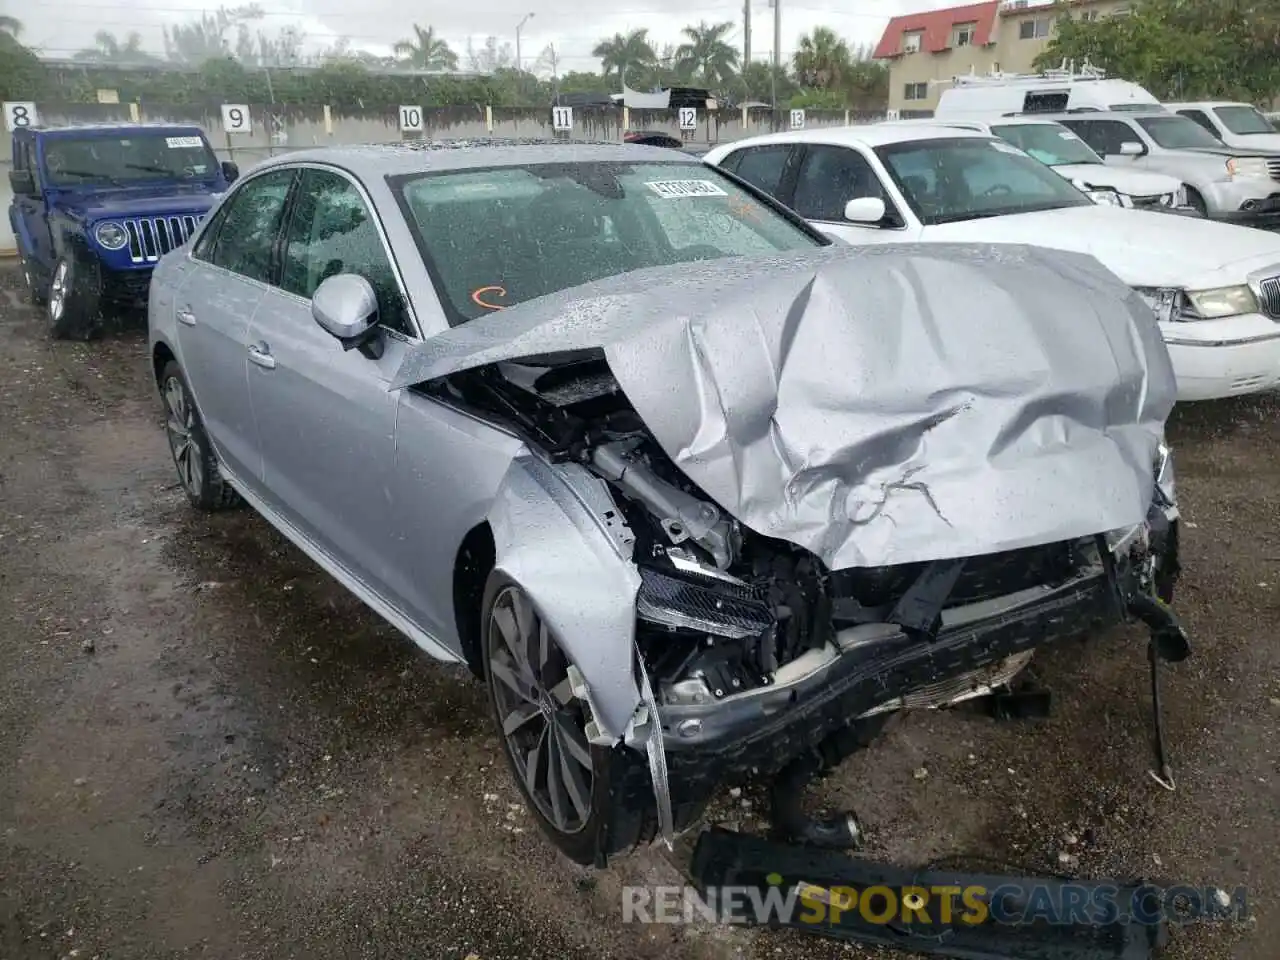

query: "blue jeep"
left=8, top=123, right=238, bottom=340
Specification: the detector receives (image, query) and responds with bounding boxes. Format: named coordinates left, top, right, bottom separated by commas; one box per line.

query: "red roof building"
left=872, top=1, right=1001, bottom=59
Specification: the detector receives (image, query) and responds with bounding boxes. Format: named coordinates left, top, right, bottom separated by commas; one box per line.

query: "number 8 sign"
left=3, top=102, right=38, bottom=131
left=220, top=103, right=252, bottom=135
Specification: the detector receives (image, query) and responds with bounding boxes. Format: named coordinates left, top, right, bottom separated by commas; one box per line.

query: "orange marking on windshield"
left=471, top=285, right=508, bottom=311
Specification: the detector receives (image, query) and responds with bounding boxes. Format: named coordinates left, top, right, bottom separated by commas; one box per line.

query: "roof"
left=702, top=124, right=990, bottom=162
left=1165, top=102, right=1252, bottom=110
left=880, top=116, right=1068, bottom=131
left=25, top=122, right=205, bottom=137
left=252, top=139, right=691, bottom=178
left=872, top=1, right=1000, bottom=59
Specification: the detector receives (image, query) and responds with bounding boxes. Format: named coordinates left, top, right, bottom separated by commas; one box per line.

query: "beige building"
left=873, top=0, right=1134, bottom=116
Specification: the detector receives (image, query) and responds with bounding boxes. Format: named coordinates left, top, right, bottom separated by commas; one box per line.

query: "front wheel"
left=482, top=573, right=654, bottom=865
left=47, top=256, right=101, bottom=341
left=159, top=361, right=240, bottom=512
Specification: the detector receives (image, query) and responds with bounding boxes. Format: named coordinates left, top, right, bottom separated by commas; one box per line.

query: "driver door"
left=11, top=136, right=54, bottom=271
left=789, top=145, right=919, bottom=246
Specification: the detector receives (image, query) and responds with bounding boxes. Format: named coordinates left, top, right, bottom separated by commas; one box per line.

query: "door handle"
left=247, top=342, right=277, bottom=370
left=177, top=307, right=196, bottom=326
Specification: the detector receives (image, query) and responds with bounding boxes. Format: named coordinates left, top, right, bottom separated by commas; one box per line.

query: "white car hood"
left=926, top=206, right=1280, bottom=288
left=1052, top=163, right=1181, bottom=197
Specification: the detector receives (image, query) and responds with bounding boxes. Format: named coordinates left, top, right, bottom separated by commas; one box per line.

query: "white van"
left=936, top=70, right=1161, bottom=119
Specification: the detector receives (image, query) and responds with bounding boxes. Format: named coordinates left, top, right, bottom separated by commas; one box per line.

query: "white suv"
left=704, top=124, right=1280, bottom=402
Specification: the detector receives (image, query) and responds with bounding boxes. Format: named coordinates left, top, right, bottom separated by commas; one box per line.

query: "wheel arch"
left=452, top=521, right=496, bottom=681
left=152, top=340, right=178, bottom=391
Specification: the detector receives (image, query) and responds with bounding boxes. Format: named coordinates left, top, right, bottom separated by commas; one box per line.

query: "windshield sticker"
left=166, top=136, right=204, bottom=148
left=1059, top=131, right=1081, bottom=140
left=645, top=179, right=729, bottom=199
left=990, top=141, right=1027, bottom=156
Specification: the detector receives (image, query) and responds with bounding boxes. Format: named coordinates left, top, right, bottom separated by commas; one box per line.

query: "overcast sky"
left=11, top=0, right=959, bottom=74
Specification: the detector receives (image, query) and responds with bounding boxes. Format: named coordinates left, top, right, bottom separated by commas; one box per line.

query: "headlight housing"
left=1153, top=440, right=1175, bottom=507
left=1134, top=284, right=1257, bottom=321
left=94, top=221, right=128, bottom=250
left=1226, top=157, right=1270, bottom=181
left=1085, top=188, right=1132, bottom=207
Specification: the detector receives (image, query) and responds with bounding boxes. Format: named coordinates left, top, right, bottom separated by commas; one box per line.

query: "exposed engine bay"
left=423, top=350, right=1179, bottom=720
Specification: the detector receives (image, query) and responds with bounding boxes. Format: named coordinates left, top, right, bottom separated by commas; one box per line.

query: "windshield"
left=990, top=123, right=1102, bottom=166
left=1136, top=116, right=1224, bottom=149
left=41, top=133, right=219, bottom=187
left=874, top=137, right=1092, bottom=226
left=392, top=161, right=822, bottom=323
left=1213, top=105, right=1275, bottom=135
left=1109, top=103, right=1164, bottom=112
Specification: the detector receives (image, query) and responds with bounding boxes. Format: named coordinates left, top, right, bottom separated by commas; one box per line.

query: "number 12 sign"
left=221, top=103, right=252, bottom=135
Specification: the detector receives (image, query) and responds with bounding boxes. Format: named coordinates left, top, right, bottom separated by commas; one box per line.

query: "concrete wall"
left=2, top=102, right=883, bottom=255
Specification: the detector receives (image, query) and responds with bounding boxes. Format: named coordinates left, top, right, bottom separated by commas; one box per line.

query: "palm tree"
left=0, top=15, right=22, bottom=36
left=674, top=21, right=739, bottom=87
left=76, top=29, right=152, bottom=63
left=793, top=26, right=852, bottom=89
left=592, top=28, right=657, bottom=87
left=393, top=24, right=458, bottom=71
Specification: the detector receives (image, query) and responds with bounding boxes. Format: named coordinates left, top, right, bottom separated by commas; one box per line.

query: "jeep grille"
left=124, top=215, right=203, bottom=264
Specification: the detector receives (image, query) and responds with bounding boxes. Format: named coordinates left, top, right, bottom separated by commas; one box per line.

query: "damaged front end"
left=399, top=242, right=1181, bottom=862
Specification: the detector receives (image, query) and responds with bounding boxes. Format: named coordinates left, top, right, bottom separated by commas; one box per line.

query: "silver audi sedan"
left=148, top=140, right=1181, bottom=866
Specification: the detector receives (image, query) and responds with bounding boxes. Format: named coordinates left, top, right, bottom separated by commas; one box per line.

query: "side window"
left=1177, top=109, right=1217, bottom=136
left=792, top=146, right=892, bottom=224
left=200, top=169, right=295, bottom=282
left=280, top=168, right=412, bottom=336
left=1092, top=120, right=1143, bottom=155
left=13, top=138, right=28, bottom=171
left=1061, top=120, right=1103, bottom=155
left=732, top=146, right=794, bottom=197
left=717, top=150, right=744, bottom=175
left=1023, top=91, right=1069, bottom=113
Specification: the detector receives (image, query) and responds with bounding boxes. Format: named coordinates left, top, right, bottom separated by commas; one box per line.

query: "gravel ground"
left=0, top=266, right=1276, bottom=960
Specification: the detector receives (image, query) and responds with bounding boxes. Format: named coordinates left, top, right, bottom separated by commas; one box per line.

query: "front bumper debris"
left=689, top=828, right=1169, bottom=960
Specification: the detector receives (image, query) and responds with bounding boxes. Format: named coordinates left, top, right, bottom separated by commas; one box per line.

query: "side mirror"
left=312, top=274, right=380, bottom=356
left=1119, top=141, right=1144, bottom=157
left=844, top=196, right=887, bottom=224
left=220, top=160, right=239, bottom=183
left=8, top=169, right=36, bottom=196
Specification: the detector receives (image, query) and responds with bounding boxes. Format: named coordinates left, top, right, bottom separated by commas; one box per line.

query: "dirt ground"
left=0, top=265, right=1276, bottom=960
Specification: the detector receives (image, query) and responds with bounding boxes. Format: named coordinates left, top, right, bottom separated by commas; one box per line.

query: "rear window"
left=392, top=161, right=821, bottom=324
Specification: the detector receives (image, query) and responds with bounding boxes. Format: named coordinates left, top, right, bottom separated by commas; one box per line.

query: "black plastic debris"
left=689, top=828, right=1168, bottom=960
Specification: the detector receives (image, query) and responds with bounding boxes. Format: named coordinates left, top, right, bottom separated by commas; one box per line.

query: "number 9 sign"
left=220, top=103, right=252, bottom=135
left=3, top=102, right=38, bottom=131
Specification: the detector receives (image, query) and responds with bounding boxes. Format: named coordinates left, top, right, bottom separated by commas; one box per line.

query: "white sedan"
left=704, top=125, right=1280, bottom=402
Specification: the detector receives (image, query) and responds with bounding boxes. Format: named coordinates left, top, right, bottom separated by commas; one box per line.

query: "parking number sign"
left=551, top=105, right=573, bottom=132
left=220, top=103, right=252, bottom=134
left=678, top=107, right=697, bottom=131
left=789, top=108, right=806, bottom=130
left=3, top=102, right=38, bottom=131
left=399, top=105, right=423, bottom=132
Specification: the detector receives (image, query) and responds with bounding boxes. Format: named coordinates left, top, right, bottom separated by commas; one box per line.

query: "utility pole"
left=772, top=0, right=781, bottom=74
left=743, top=0, right=751, bottom=69
left=515, top=12, right=535, bottom=72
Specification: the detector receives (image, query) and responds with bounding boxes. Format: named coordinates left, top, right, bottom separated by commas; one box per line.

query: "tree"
left=674, top=21, right=739, bottom=87
left=1036, top=0, right=1280, bottom=102
left=0, top=15, right=22, bottom=37
left=592, top=29, right=657, bottom=87
left=793, top=26, right=852, bottom=88
left=76, top=30, right=159, bottom=64
left=164, top=5, right=264, bottom=66
left=393, top=24, right=458, bottom=71
left=0, top=29, right=46, bottom=101
left=466, top=35, right=514, bottom=73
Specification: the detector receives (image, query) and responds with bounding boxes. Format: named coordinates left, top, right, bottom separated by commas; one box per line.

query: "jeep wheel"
left=20, top=255, right=47, bottom=306
left=482, top=573, right=655, bottom=865
left=159, top=361, right=240, bottom=511
left=47, top=257, right=101, bottom=341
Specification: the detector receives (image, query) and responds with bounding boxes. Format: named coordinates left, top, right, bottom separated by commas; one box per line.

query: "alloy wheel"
left=487, top=584, right=595, bottom=835
left=48, top=260, right=69, bottom=325
left=163, top=375, right=205, bottom=496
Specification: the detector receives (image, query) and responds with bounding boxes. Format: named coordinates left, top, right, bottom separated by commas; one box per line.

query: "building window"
left=904, top=82, right=929, bottom=101
left=1018, top=17, right=1051, bottom=39
left=1080, top=9, right=1099, bottom=20
left=952, top=22, right=976, bottom=46
left=902, top=30, right=923, bottom=53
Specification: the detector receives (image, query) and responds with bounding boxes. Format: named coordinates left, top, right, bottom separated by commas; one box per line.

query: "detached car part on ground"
left=150, top=141, right=1181, bottom=866
left=705, top=125, right=1280, bottom=402
left=7, top=123, right=236, bottom=340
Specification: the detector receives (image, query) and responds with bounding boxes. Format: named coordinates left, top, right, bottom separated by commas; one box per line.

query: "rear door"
left=12, top=135, right=53, bottom=270
left=177, top=167, right=297, bottom=486
left=245, top=165, right=415, bottom=600
left=715, top=144, right=801, bottom=202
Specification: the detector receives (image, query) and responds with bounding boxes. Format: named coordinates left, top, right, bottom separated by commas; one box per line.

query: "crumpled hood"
left=55, top=183, right=222, bottom=221
left=1052, top=162, right=1181, bottom=196
left=393, top=243, right=1174, bottom=570
left=927, top=206, right=1280, bottom=287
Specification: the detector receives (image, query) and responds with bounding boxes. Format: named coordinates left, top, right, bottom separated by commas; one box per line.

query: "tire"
left=19, top=253, right=47, bottom=306
left=47, top=255, right=101, bottom=341
left=481, top=572, right=655, bottom=865
left=158, top=360, right=240, bottom=512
